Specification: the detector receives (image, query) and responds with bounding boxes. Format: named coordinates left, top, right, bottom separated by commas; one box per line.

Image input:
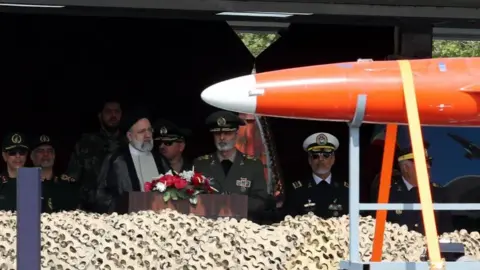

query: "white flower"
left=179, top=170, right=194, bottom=182
left=189, top=196, right=198, bottom=204
left=154, top=182, right=167, bottom=192
left=164, top=170, right=174, bottom=176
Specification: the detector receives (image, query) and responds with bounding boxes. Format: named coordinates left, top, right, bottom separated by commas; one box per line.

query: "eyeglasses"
left=311, top=152, right=333, bottom=159
left=8, top=149, right=27, bottom=156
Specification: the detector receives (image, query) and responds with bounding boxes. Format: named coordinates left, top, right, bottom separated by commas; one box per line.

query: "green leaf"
left=163, top=191, right=171, bottom=202
left=177, top=191, right=188, bottom=199
left=170, top=189, right=179, bottom=200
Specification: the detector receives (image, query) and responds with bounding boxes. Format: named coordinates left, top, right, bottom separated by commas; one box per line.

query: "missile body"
left=201, top=58, right=480, bottom=127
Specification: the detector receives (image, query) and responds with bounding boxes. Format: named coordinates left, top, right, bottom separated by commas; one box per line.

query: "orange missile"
left=201, top=58, right=480, bottom=127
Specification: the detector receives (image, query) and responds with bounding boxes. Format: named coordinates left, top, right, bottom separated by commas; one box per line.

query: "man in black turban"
left=94, top=107, right=171, bottom=213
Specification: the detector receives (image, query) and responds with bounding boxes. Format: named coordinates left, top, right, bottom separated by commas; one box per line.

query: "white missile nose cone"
left=201, top=74, right=258, bottom=114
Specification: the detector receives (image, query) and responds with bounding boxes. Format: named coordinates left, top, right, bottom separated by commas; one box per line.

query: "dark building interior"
left=0, top=13, right=393, bottom=202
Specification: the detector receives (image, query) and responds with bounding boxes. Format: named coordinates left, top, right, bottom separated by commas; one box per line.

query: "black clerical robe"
left=94, top=146, right=171, bottom=213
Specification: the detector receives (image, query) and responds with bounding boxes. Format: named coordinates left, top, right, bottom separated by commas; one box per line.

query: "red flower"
left=144, top=182, right=153, bottom=192
left=159, top=175, right=177, bottom=187
left=185, top=188, right=195, bottom=195
left=174, top=178, right=188, bottom=189
left=191, top=173, right=205, bottom=186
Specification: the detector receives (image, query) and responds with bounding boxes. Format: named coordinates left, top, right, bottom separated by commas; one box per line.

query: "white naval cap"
left=302, top=132, right=339, bottom=153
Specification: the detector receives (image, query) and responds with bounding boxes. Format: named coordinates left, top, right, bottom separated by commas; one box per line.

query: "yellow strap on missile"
left=397, top=60, right=442, bottom=269
left=371, top=123, right=397, bottom=262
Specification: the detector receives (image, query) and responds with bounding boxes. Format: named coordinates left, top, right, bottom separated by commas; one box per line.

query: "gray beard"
left=216, top=140, right=235, bottom=152
left=131, top=139, right=153, bottom=152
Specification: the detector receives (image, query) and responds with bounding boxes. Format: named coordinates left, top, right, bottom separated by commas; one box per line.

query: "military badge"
left=328, top=199, right=343, bottom=217
left=236, top=177, right=251, bottom=192
left=316, top=133, right=328, bottom=145
left=304, top=199, right=316, bottom=209
left=40, top=135, right=50, bottom=143
left=60, top=174, right=75, bottom=182
left=11, top=133, right=22, bottom=144
left=159, top=126, right=168, bottom=135
left=217, top=117, right=227, bottom=127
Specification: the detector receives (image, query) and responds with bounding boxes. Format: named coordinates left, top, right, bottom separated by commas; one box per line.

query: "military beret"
left=30, top=134, right=54, bottom=150
left=2, top=132, right=29, bottom=152
left=121, top=107, right=151, bottom=131
left=397, top=142, right=431, bottom=162
left=302, top=132, right=339, bottom=153
left=153, top=119, right=191, bottom=141
left=205, top=110, right=245, bottom=132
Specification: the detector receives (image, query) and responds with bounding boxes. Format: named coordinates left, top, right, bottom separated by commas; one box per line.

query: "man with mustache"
left=29, top=134, right=79, bottom=212
left=153, top=119, right=192, bottom=173
left=94, top=107, right=171, bottom=213
left=282, top=132, right=349, bottom=219
left=63, top=99, right=125, bottom=211
left=0, top=132, right=29, bottom=211
left=193, top=110, right=268, bottom=220
left=370, top=145, right=453, bottom=234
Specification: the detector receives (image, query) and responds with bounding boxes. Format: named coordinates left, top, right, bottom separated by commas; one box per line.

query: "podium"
left=116, top=192, right=248, bottom=219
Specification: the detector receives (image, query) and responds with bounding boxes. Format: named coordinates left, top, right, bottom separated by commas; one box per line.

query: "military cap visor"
left=2, top=132, right=29, bottom=152
left=153, top=119, right=191, bottom=141
left=303, top=132, right=339, bottom=153
left=206, top=110, right=245, bottom=132
left=397, top=148, right=432, bottom=162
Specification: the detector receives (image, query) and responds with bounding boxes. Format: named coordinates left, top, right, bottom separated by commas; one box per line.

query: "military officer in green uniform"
left=63, top=99, right=126, bottom=211
left=30, top=134, right=79, bottom=212
left=370, top=146, right=453, bottom=234
left=282, top=132, right=349, bottom=219
left=154, top=119, right=193, bottom=173
left=193, top=111, right=268, bottom=219
left=0, top=132, right=29, bottom=211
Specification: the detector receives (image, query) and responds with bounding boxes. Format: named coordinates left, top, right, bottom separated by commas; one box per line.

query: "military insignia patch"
left=48, top=198, right=53, bottom=210
left=292, top=181, right=302, bottom=189
left=11, top=133, right=22, bottom=144
left=159, top=126, right=168, bottom=135
left=197, top=155, right=210, bottom=161
left=316, top=133, right=328, bottom=145
left=60, top=174, right=75, bottom=182
left=217, top=117, right=227, bottom=127
left=236, top=177, right=251, bottom=192
left=40, top=135, right=50, bottom=143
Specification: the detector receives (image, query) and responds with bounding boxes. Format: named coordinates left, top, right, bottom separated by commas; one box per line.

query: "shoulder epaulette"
left=60, top=174, right=76, bottom=182
left=292, top=181, right=302, bottom=189
left=243, top=154, right=257, bottom=161
left=196, top=155, right=211, bottom=161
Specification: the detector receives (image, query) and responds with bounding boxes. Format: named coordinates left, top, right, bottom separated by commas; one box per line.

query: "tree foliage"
left=432, top=40, right=480, bottom=58
left=238, top=32, right=480, bottom=58
left=237, top=32, right=279, bottom=57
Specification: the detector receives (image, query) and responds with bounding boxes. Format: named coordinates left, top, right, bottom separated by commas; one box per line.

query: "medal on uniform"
left=304, top=199, right=316, bottom=212
left=333, top=211, right=339, bottom=217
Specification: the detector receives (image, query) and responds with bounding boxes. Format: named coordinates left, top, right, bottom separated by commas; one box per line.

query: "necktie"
left=319, top=180, right=329, bottom=186
left=221, top=160, right=232, bottom=175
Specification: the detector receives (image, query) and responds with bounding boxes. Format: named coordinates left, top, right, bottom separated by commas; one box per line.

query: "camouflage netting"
left=1, top=209, right=479, bottom=269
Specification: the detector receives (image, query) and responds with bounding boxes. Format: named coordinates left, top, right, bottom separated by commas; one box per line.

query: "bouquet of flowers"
left=144, top=168, right=218, bottom=205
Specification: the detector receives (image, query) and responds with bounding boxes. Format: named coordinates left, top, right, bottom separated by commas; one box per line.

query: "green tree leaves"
left=237, top=32, right=480, bottom=59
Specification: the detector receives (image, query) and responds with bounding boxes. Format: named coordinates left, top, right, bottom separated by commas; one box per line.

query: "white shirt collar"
left=402, top=176, right=414, bottom=191
left=129, top=144, right=151, bottom=156
left=312, top=173, right=332, bottom=185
